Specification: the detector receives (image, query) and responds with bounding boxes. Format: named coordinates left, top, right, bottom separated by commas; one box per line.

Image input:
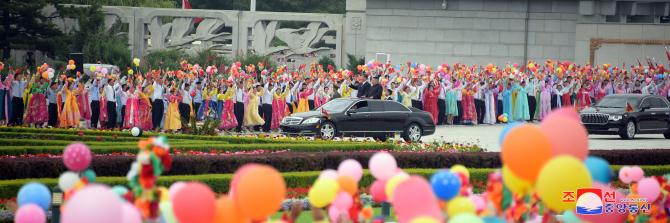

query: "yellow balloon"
left=502, top=166, right=532, bottom=196
left=410, top=216, right=440, bottom=223
left=446, top=196, right=475, bottom=218
left=158, top=187, right=169, bottom=202
left=385, top=173, right=409, bottom=202
left=89, top=65, right=97, bottom=72
left=128, top=69, right=134, bottom=75
left=308, top=179, right=339, bottom=208
left=536, top=156, right=592, bottom=212
left=450, top=165, right=469, bottom=180
left=133, top=58, right=141, bottom=67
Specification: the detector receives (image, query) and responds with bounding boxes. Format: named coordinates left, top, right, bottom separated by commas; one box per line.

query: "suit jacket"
left=366, top=84, right=382, bottom=99
left=350, top=82, right=371, bottom=98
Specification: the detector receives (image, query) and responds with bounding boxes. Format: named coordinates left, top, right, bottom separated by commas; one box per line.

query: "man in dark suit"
left=349, top=74, right=371, bottom=98
left=366, top=76, right=382, bottom=99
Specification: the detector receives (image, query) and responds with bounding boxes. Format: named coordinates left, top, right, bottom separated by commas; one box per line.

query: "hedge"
left=2, top=151, right=669, bottom=179
left=0, top=169, right=494, bottom=199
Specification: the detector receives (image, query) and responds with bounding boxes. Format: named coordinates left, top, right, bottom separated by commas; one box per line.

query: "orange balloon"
left=234, top=165, right=286, bottom=220
left=214, top=195, right=249, bottom=223
left=540, top=115, right=588, bottom=160
left=41, top=72, right=49, bottom=79
left=501, top=124, right=552, bottom=182
left=337, top=175, right=358, bottom=196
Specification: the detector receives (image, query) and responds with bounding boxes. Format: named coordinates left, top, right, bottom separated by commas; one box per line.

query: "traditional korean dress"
left=243, top=89, right=265, bottom=127
left=218, top=87, right=238, bottom=130
left=483, top=85, right=497, bottom=124
left=512, top=84, right=530, bottom=121
left=163, top=94, right=182, bottom=131
left=138, top=92, right=153, bottom=130
left=576, top=88, right=592, bottom=111
left=24, top=82, right=48, bottom=125
left=58, top=82, right=81, bottom=128
left=422, top=86, right=441, bottom=124
left=461, top=88, right=477, bottom=123
left=271, top=88, right=289, bottom=130
left=295, top=88, right=313, bottom=113
left=539, top=81, right=552, bottom=120
left=123, top=91, right=141, bottom=129
left=99, top=90, right=108, bottom=128
left=502, top=86, right=513, bottom=117
left=77, top=85, right=91, bottom=121
left=445, top=85, right=459, bottom=117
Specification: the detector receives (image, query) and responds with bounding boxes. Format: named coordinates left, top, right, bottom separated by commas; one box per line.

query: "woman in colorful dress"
left=461, top=83, right=478, bottom=124
left=163, top=88, right=182, bottom=132
left=218, top=82, right=238, bottom=130
left=482, top=80, right=497, bottom=125
left=25, top=77, right=48, bottom=126
left=295, top=82, right=313, bottom=113
left=99, top=87, right=108, bottom=128
left=0, top=75, right=11, bottom=126
left=512, top=80, right=530, bottom=121
left=422, top=81, right=441, bottom=124
left=576, top=83, right=592, bottom=111
left=123, top=86, right=141, bottom=129
left=243, top=84, right=265, bottom=129
left=502, top=81, right=513, bottom=119
left=76, top=81, right=91, bottom=128
left=445, top=80, right=460, bottom=125
left=271, top=85, right=289, bottom=131
left=58, top=80, right=81, bottom=128
left=138, top=86, right=153, bottom=130
left=538, top=78, right=553, bottom=120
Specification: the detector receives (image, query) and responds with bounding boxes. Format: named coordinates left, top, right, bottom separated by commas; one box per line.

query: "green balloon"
left=160, top=202, right=178, bottom=223
left=82, top=169, right=96, bottom=182
left=449, top=213, right=483, bottom=223
left=561, top=211, right=581, bottom=223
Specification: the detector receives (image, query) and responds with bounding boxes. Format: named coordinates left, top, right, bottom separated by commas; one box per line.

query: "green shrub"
left=346, top=54, right=365, bottom=73
left=318, top=56, right=336, bottom=70
left=141, top=49, right=188, bottom=71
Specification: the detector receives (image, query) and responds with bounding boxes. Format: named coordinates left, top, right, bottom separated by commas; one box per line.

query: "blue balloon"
left=430, top=170, right=461, bottom=201
left=499, top=122, right=522, bottom=145
left=411, top=63, right=417, bottom=68
left=483, top=216, right=505, bottom=223
left=585, top=156, right=612, bottom=183
left=17, top=182, right=51, bottom=211
left=82, top=169, right=96, bottom=182
left=561, top=210, right=581, bottom=223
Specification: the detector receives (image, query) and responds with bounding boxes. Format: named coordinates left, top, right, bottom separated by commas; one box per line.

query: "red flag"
left=665, top=47, right=670, bottom=63
left=182, top=0, right=202, bottom=23
left=321, top=108, right=330, bottom=119
left=626, top=101, right=634, bottom=113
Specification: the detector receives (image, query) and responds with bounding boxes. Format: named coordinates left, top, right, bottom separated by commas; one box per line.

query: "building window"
left=626, top=15, right=654, bottom=23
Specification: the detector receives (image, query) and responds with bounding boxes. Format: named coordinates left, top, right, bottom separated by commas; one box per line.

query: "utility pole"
left=250, top=0, right=256, bottom=11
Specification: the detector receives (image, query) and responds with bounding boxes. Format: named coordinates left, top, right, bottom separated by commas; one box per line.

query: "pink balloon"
left=369, top=152, right=397, bottom=180
left=318, top=169, right=338, bottom=180
left=576, top=182, right=627, bottom=223
left=168, top=181, right=186, bottom=199
left=62, top=185, right=123, bottom=223
left=549, top=107, right=580, bottom=122
left=618, top=166, right=634, bottom=184
left=637, top=178, right=661, bottom=202
left=332, top=192, right=353, bottom=211
left=540, top=115, right=588, bottom=160
left=629, top=166, right=644, bottom=182
left=392, top=176, right=444, bottom=223
left=63, top=143, right=92, bottom=172
left=172, top=182, right=216, bottom=223
left=370, top=180, right=388, bottom=203
left=470, top=195, right=486, bottom=212
left=337, top=159, right=363, bottom=182
left=101, top=68, right=109, bottom=75
left=121, top=203, right=142, bottom=223
left=328, top=204, right=344, bottom=223
left=15, top=204, right=46, bottom=223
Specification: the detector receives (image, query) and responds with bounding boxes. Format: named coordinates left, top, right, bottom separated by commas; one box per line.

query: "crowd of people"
left=0, top=59, right=669, bottom=132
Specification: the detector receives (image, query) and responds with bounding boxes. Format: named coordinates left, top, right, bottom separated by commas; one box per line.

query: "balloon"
left=96, top=66, right=102, bottom=72
left=501, top=124, right=552, bottom=182
left=637, top=177, right=661, bottom=202
left=410, top=216, right=440, bottom=223
left=101, top=68, right=109, bottom=75
left=63, top=142, right=92, bottom=172
left=158, top=187, right=169, bottom=202
left=234, top=165, right=286, bottom=220
left=172, top=182, right=216, bottom=223
left=502, top=166, right=532, bottom=196
left=48, top=72, right=54, bottom=80
left=369, top=152, right=397, bottom=180
left=430, top=170, right=461, bottom=201
left=450, top=165, right=470, bottom=180
left=576, top=182, right=627, bottom=223
left=482, top=216, right=505, bottom=223
left=337, top=159, right=363, bottom=182
left=536, top=156, right=592, bottom=212
left=121, top=203, right=142, bottom=223
left=584, top=156, right=612, bottom=183
left=498, top=122, right=522, bottom=145
left=448, top=213, right=483, bottom=223
left=385, top=172, right=410, bottom=201
left=337, top=175, right=358, bottom=196
left=14, top=204, right=46, bottom=223
left=540, top=115, right=588, bottom=160
left=629, top=166, right=644, bottom=182
left=82, top=169, right=96, bottom=182
left=214, top=195, right=248, bottom=223
left=446, top=196, right=475, bottom=217
left=332, top=192, right=353, bottom=211
left=318, top=169, right=338, bottom=180
left=90, top=65, right=97, bottom=72
left=548, top=107, right=580, bottom=122
left=168, top=182, right=186, bottom=199
left=392, top=176, right=443, bottom=223
left=561, top=211, right=581, bottom=223
left=41, top=72, right=48, bottom=79
left=111, top=185, right=129, bottom=199
left=308, top=179, right=339, bottom=208
left=159, top=202, right=178, bottom=223
left=133, top=58, right=140, bottom=67
left=230, top=164, right=259, bottom=193
left=618, top=166, right=634, bottom=184
left=62, top=185, right=123, bottom=223
left=58, top=171, right=80, bottom=191
left=328, top=204, right=344, bottom=223
left=370, top=180, right=387, bottom=202
left=470, top=195, right=486, bottom=212
left=130, top=127, right=142, bottom=137
left=17, top=183, right=51, bottom=211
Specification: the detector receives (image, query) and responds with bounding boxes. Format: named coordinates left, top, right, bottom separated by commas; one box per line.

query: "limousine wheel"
left=402, top=123, right=422, bottom=142
left=319, top=122, right=336, bottom=140
left=619, top=120, right=636, bottom=140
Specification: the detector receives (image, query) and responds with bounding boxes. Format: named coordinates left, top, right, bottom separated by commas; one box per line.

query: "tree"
left=0, top=0, right=68, bottom=64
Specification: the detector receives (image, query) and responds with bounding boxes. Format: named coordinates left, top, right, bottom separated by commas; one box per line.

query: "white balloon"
left=58, top=171, right=80, bottom=191
left=130, top=127, right=142, bottom=137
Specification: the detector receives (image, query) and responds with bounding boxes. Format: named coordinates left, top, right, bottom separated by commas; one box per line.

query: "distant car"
left=280, top=98, right=436, bottom=142
left=579, top=94, right=670, bottom=139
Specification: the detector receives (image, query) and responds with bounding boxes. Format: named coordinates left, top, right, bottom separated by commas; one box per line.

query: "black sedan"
left=280, top=98, right=436, bottom=142
left=580, top=94, right=670, bottom=139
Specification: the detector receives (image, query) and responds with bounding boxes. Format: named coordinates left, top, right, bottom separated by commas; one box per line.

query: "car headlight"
left=609, top=115, right=623, bottom=121
left=302, top=117, right=320, bottom=124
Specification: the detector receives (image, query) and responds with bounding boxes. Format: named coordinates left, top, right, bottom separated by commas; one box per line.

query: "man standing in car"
left=350, top=74, right=371, bottom=98
left=366, top=76, right=382, bottom=99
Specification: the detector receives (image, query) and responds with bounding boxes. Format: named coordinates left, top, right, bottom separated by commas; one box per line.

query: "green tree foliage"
left=318, top=56, right=336, bottom=70
left=142, top=49, right=188, bottom=71
left=346, top=54, right=364, bottom=73
left=0, top=0, right=68, bottom=62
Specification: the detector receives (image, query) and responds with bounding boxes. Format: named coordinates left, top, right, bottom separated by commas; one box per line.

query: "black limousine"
left=580, top=94, right=670, bottom=139
left=280, top=98, right=436, bottom=142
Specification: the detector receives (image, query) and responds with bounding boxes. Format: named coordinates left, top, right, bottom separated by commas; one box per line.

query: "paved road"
left=422, top=124, right=669, bottom=152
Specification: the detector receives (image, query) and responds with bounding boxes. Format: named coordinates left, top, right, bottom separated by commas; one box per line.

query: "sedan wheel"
left=320, top=122, right=336, bottom=140
left=402, top=123, right=422, bottom=142
left=619, top=120, right=636, bottom=139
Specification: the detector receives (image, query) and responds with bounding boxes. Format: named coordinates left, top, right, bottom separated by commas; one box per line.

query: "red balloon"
left=391, top=176, right=443, bottom=223
left=540, top=115, right=588, bottom=160
left=172, top=182, right=216, bottom=223
left=370, top=180, right=387, bottom=203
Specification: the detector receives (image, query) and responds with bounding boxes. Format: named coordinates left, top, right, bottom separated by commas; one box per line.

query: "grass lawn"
left=271, top=207, right=395, bottom=223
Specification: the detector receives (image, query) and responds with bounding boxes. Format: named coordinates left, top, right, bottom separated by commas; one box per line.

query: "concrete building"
left=363, top=0, right=670, bottom=66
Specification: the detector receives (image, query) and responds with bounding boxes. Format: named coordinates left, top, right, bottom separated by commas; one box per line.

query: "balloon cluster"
left=496, top=113, right=508, bottom=123
left=66, top=60, right=76, bottom=71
